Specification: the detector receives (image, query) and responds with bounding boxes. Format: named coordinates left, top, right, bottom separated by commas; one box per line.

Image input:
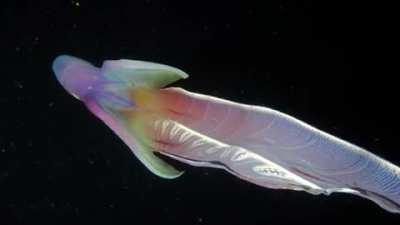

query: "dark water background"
left=1, top=0, right=399, bottom=224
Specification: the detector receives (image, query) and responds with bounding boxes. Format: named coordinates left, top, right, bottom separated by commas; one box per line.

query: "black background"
left=1, top=0, right=400, bottom=224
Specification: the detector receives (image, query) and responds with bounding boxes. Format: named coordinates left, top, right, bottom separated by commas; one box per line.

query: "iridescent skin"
left=53, top=55, right=188, bottom=178
left=53, top=55, right=400, bottom=213
left=145, top=88, right=400, bottom=213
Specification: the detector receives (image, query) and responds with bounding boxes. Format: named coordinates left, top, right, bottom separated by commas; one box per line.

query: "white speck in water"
left=33, top=36, right=40, bottom=46
left=14, top=80, right=23, bottom=89
left=71, top=0, right=80, bottom=7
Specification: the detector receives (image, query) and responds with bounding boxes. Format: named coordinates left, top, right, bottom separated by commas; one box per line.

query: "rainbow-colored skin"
left=52, top=55, right=188, bottom=178
left=53, top=55, right=400, bottom=213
